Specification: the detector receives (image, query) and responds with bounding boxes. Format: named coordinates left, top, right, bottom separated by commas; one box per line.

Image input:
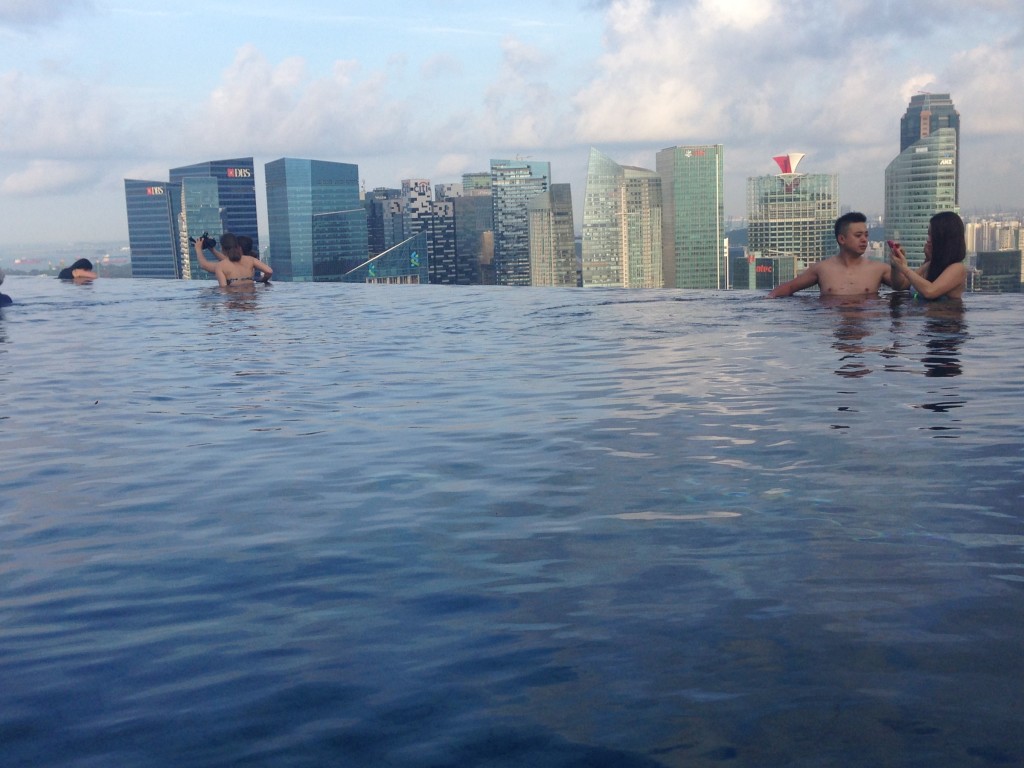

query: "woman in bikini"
left=888, top=211, right=966, bottom=301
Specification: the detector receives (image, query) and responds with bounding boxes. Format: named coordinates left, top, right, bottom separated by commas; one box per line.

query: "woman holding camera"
left=194, top=232, right=272, bottom=288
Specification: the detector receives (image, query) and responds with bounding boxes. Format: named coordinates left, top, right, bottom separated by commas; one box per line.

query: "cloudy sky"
left=1, top=0, right=1022, bottom=247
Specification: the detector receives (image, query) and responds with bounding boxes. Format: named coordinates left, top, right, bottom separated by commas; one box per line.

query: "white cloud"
left=0, top=159, right=96, bottom=195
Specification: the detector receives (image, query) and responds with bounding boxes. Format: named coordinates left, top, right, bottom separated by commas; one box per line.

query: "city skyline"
left=2, top=1, right=1023, bottom=249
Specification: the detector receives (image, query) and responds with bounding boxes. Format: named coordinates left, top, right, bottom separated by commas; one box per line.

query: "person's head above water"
left=926, top=211, right=966, bottom=279
left=220, top=233, right=242, bottom=263
left=834, top=211, right=867, bottom=243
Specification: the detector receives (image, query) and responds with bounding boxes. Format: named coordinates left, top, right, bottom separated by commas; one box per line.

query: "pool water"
left=1, top=276, right=1022, bottom=767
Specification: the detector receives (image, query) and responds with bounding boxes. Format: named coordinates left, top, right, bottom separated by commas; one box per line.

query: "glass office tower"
left=528, top=183, right=577, bottom=287
left=885, top=94, right=960, bottom=268
left=490, top=158, right=551, bottom=286
left=179, top=176, right=225, bottom=279
left=365, top=187, right=405, bottom=258
left=265, top=158, right=367, bottom=281
left=453, top=194, right=493, bottom=285
left=126, top=157, right=260, bottom=279
left=169, top=158, right=259, bottom=253
left=581, top=148, right=663, bottom=288
left=124, top=179, right=182, bottom=279
left=747, top=154, right=839, bottom=274
left=656, top=145, right=726, bottom=289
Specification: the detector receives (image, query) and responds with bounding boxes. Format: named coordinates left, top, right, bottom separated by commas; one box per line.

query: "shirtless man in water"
left=768, top=212, right=908, bottom=297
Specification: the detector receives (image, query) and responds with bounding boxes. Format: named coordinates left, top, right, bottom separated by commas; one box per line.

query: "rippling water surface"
left=2, top=276, right=1022, bottom=767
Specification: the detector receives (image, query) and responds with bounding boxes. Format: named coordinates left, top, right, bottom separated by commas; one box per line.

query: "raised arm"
left=885, top=243, right=917, bottom=290
left=767, top=263, right=819, bottom=298
left=194, top=240, right=220, bottom=274
left=892, top=260, right=965, bottom=300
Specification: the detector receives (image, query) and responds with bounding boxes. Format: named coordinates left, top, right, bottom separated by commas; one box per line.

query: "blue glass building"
left=169, top=158, right=260, bottom=253
left=124, top=179, right=182, bottom=279
left=126, top=157, right=260, bottom=279
left=180, top=176, right=226, bottom=280
left=265, top=158, right=367, bottom=282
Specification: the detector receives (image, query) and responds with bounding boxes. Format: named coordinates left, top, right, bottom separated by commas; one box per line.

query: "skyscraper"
left=581, top=148, right=663, bottom=288
left=529, top=183, right=577, bottom=287
left=747, top=153, right=839, bottom=275
left=126, top=156, right=259, bottom=279
left=490, top=158, right=551, bottom=286
left=265, top=158, right=367, bottom=281
left=124, top=179, right=182, bottom=279
left=656, top=145, right=726, bottom=289
left=885, top=93, right=960, bottom=267
left=365, top=187, right=405, bottom=257
left=453, top=194, right=493, bottom=285
left=169, top=158, right=260, bottom=253
left=178, top=176, right=226, bottom=279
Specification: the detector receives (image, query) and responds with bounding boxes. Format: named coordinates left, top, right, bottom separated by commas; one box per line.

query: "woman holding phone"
left=889, top=211, right=967, bottom=300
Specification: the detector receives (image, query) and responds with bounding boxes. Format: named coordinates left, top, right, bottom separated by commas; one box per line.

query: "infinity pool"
left=2, top=276, right=1022, bottom=767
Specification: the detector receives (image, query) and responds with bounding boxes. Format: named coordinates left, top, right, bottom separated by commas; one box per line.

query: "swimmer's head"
left=220, top=233, right=243, bottom=262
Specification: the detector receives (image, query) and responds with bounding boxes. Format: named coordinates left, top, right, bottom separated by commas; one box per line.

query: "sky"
left=1, top=0, right=1023, bottom=248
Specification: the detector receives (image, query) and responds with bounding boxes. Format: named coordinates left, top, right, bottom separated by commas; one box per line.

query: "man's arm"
left=893, top=261, right=966, bottom=299
left=768, top=264, right=819, bottom=298
left=248, top=256, right=273, bottom=283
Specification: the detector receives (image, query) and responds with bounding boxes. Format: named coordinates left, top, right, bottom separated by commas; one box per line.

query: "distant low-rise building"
left=974, top=250, right=1023, bottom=292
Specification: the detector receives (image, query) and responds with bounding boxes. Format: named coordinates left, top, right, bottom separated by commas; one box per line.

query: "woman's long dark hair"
left=926, top=211, right=966, bottom=281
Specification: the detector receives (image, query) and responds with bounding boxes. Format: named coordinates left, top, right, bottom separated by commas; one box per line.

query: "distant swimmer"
left=0, top=267, right=11, bottom=306
left=57, top=258, right=98, bottom=282
left=768, top=212, right=907, bottom=298
left=195, top=232, right=272, bottom=288
left=888, top=211, right=966, bottom=301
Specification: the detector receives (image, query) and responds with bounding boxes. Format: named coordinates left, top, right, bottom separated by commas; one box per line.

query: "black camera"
left=189, top=232, right=217, bottom=250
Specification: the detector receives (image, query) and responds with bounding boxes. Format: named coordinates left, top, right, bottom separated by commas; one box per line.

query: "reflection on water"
left=824, top=296, right=888, bottom=379
left=921, top=300, right=967, bottom=378
left=1, top=277, right=1022, bottom=768
left=822, top=294, right=970, bottom=436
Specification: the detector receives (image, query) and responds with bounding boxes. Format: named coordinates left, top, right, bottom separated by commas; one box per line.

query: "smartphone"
left=886, top=240, right=897, bottom=249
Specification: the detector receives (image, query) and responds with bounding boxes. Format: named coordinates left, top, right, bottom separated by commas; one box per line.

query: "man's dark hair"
left=834, top=211, right=867, bottom=242
left=237, top=235, right=254, bottom=256
left=70, top=258, right=94, bottom=271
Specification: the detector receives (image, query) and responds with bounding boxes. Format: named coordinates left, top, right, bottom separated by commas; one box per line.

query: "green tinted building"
left=656, top=145, right=726, bottom=289
left=582, top=148, right=663, bottom=288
